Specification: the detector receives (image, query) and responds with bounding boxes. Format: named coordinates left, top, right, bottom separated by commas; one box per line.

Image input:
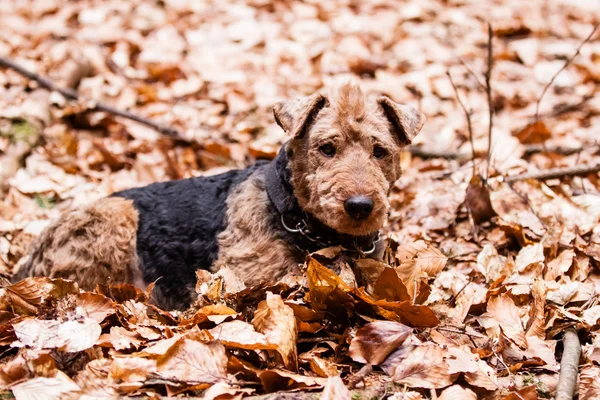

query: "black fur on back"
left=111, top=161, right=268, bottom=309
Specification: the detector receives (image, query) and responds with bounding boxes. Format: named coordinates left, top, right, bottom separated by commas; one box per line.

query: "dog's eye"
left=373, top=145, right=387, bottom=159
left=319, top=144, right=336, bottom=157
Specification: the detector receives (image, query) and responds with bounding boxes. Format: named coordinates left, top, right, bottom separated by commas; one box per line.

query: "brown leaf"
left=320, top=375, right=351, bottom=400
left=381, top=344, right=457, bottom=389
left=544, top=249, right=574, bottom=281
left=258, top=369, right=326, bottom=393
left=75, top=292, right=116, bottom=323
left=515, top=121, right=552, bottom=144
left=97, top=326, right=144, bottom=351
left=515, top=243, right=545, bottom=273
left=13, top=318, right=101, bottom=352
left=252, top=292, right=298, bottom=371
left=0, top=349, right=57, bottom=388
left=209, top=320, right=277, bottom=351
left=372, top=267, right=411, bottom=302
left=10, top=371, right=80, bottom=400
left=487, top=294, right=527, bottom=348
left=464, top=358, right=501, bottom=391
left=374, top=300, right=440, bottom=328
left=438, top=385, right=477, bottom=400
left=110, top=357, right=156, bottom=384
left=503, top=385, right=538, bottom=400
left=2, top=278, right=79, bottom=315
left=349, top=321, right=412, bottom=365
left=201, top=381, right=254, bottom=400
left=579, top=364, right=600, bottom=400
left=155, top=335, right=228, bottom=384
left=465, top=175, right=497, bottom=224
left=526, top=279, right=547, bottom=339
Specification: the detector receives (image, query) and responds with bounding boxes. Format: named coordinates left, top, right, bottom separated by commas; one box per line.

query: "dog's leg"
left=13, top=197, right=140, bottom=290
left=215, top=172, right=302, bottom=285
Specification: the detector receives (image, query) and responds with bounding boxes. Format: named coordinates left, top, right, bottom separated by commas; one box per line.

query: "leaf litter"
left=1, top=0, right=600, bottom=398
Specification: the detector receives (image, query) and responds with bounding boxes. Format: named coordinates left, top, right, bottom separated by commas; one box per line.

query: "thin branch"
left=522, top=144, right=584, bottom=157
left=535, top=22, right=600, bottom=124
left=555, top=328, right=581, bottom=400
left=505, top=163, right=600, bottom=183
left=484, top=23, right=494, bottom=179
left=446, top=70, right=476, bottom=175
left=347, top=364, right=373, bottom=389
left=0, top=56, right=183, bottom=139
left=457, top=55, right=486, bottom=91
left=408, top=143, right=587, bottom=160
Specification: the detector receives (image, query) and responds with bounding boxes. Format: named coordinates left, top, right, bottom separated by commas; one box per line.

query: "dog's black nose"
left=344, top=196, right=374, bottom=220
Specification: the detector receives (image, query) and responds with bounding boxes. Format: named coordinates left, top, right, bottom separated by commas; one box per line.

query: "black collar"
left=265, top=144, right=380, bottom=254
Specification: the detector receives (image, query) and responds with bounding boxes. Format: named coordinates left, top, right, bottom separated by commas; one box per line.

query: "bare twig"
left=0, top=56, right=183, bottom=139
left=555, top=328, right=581, bottom=400
left=522, top=144, right=584, bottom=157
left=446, top=70, right=476, bottom=174
left=457, top=56, right=486, bottom=91
left=484, top=23, right=494, bottom=179
left=408, top=146, right=471, bottom=160
left=505, top=163, right=600, bottom=183
left=347, top=364, right=373, bottom=389
left=408, top=143, right=587, bottom=160
left=535, top=22, right=600, bottom=124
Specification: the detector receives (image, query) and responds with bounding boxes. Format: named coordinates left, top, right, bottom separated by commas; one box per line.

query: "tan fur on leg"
left=13, top=198, right=140, bottom=290
left=214, top=172, right=300, bottom=285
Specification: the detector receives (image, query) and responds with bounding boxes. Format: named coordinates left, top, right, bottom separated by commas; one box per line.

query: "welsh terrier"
left=13, top=83, right=426, bottom=309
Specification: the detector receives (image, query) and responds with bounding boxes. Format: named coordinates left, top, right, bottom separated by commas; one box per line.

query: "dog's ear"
left=377, top=96, right=426, bottom=146
left=273, top=93, right=328, bottom=138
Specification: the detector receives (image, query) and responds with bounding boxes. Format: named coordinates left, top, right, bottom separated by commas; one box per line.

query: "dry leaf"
left=209, top=320, right=277, bottom=350
left=487, top=294, right=527, bottom=348
left=155, top=335, right=228, bottom=384
left=252, top=292, right=297, bottom=371
left=438, top=385, right=477, bottom=400
left=381, top=344, right=456, bottom=389
left=320, top=375, right=351, bottom=400
left=349, top=321, right=412, bottom=365
left=11, top=371, right=80, bottom=400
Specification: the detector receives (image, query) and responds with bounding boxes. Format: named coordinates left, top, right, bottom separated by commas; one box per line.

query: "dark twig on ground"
left=504, top=163, right=600, bottom=183
left=457, top=56, right=486, bottom=91
left=534, top=22, right=600, bottom=125
left=446, top=70, right=476, bottom=174
left=346, top=364, right=373, bottom=390
left=555, top=328, right=581, bottom=400
left=484, top=23, right=494, bottom=178
left=407, top=144, right=587, bottom=160
left=0, top=56, right=183, bottom=139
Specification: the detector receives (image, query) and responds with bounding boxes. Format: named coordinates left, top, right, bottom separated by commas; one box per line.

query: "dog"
left=12, top=83, right=426, bottom=310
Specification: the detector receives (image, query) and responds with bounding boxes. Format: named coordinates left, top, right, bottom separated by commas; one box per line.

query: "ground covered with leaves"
left=1, top=0, right=600, bottom=399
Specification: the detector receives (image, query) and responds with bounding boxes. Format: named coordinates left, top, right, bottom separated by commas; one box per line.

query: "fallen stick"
left=407, top=144, right=585, bottom=160
left=504, top=163, right=600, bottom=183
left=555, top=328, right=581, bottom=400
left=0, top=56, right=183, bottom=139
left=446, top=70, right=476, bottom=173
left=484, top=22, right=495, bottom=177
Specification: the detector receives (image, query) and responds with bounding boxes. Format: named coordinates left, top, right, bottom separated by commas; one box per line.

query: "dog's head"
left=274, top=83, right=425, bottom=236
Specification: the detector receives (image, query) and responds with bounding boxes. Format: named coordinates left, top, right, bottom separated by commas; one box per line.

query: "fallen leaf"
left=438, top=385, right=477, bottom=400
left=209, top=320, right=277, bottom=350
left=252, top=292, right=297, bottom=371
left=349, top=321, right=413, bottom=365
left=381, top=344, right=456, bottom=389
left=320, top=375, right=351, bottom=400
left=487, top=294, right=527, bottom=348
left=13, top=317, right=101, bottom=352
left=11, top=371, right=80, bottom=400
left=155, top=335, right=228, bottom=384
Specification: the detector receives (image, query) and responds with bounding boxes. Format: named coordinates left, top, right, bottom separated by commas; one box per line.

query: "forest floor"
left=1, top=0, right=600, bottom=399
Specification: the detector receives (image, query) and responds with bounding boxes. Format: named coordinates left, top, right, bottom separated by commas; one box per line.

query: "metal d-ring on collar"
left=280, top=214, right=379, bottom=254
